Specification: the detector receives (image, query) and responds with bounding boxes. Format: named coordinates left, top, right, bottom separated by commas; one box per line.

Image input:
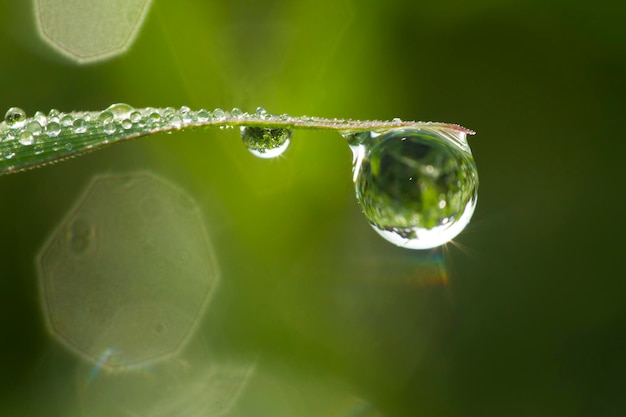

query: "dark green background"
left=1, top=1, right=625, bottom=416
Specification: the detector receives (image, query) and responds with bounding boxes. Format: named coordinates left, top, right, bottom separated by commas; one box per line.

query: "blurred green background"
left=1, top=0, right=626, bottom=416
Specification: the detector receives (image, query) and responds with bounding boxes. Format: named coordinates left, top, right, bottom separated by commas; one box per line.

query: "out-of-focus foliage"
left=1, top=1, right=625, bottom=416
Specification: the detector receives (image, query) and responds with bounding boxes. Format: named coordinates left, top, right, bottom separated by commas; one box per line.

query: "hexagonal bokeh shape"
left=37, top=172, right=218, bottom=370
left=35, top=0, right=153, bottom=63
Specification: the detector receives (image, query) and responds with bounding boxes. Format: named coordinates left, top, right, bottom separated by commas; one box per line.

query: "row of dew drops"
left=0, top=104, right=291, bottom=160
left=0, top=104, right=478, bottom=250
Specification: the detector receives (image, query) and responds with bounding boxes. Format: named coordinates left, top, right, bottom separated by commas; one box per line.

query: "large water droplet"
left=350, top=128, right=478, bottom=250
left=5, top=107, right=26, bottom=128
left=105, top=103, right=134, bottom=121
left=240, top=126, right=292, bottom=159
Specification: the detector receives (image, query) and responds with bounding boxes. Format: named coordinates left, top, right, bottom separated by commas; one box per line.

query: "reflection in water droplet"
left=5, top=107, right=26, bottom=128
left=349, top=128, right=478, bottom=249
left=241, top=126, right=292, bottom=159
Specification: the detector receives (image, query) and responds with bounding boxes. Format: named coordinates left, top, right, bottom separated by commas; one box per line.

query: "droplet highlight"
left=240, top=126, right=292, bottom=159
left=349, top=128, right=478, bottom=249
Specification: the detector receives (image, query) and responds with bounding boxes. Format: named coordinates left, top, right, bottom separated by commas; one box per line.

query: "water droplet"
left=34, top=111, right=48, bottom=126
left=213, top=108, right=226, bottom=121
left=196, top=109, right=210, bottom=122
left=46, top=121, right=61, bottom=137
left=231, top=108, right=243, bottom=118
left=98, top=110, right=114, bottom=124
left=240, top=126, right=292, bottom=159
left=350, top=128, right=478, bottom=250
left=61, top=115, right=73, bottom=127
left=103, top=121, right=116, bottom=135
left=129, top=111, right=142, bottom=123
left=5, top=107, right=26, bottom=128
left=48, top=109, right=60, bottom=120
left=105, top=103, right=134, bottom=120
left=121, top=119, right=133, bottom=130
left=26, top=121, right=43, bottom=136
left=73, top=118, right=87, bottom=133
left=19, top=131, right=34, bottom=146
left=169, top=115, right=182, bottom=129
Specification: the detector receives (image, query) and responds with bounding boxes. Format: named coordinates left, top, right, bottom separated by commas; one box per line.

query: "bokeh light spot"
left=34, top=0, right=153, bottom=63
left=37, top=172, right=219, bottom=370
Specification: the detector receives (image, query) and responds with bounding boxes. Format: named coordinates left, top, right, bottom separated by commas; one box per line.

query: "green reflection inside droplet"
left=351, top=128, right=478, bottom=250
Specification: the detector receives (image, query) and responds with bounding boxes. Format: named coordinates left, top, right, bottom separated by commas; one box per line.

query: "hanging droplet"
left=5, top=107, right=26, bottom=128
left=240, top=126, right=292, bottom=159
left=349, top=128, right=478, bottom=250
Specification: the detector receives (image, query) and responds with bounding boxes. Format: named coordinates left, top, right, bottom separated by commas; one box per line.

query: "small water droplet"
left=103, top=121, right=116, bottom=135
left=26, top=121, right=43, bottom=136
left=213, top=108, right=226, bottom=121
left=98, top=110, right=114, bottom=124
left=121, top=119, right=133, bottom=130
left=231, top=108, right=243, bottom=118
left=105, top=103, right=134, bottom=120
left=34, top=111, right=48, bottom=126
left=19, top=131, right=34, bottom=146
left=5, top=107, right=26, bottom=128
left=350, top=128, right=478, bottom=250
left=73, top=118, right=87, bottom=133
left=129, top=111, right=142, bottom=123
left=61, top=115, right=73, bottom=127
left=4, top=151, right=16, bottom=160
left=196, top=109, right=210, bottom=122
left=46, top=122, right=61, bottom=137
left=48, top=109, right=60, bottom=120
left=240, top=126, right=292, bottom=159
left=169, top=115, right=182, bottom=129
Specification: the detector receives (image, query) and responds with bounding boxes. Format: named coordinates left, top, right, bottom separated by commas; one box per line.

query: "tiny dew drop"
left=240, top=126, right=292, bottom=159
left=5, top=107, right=26, bottom=128
left=98, top=110, right=114, bottom=124
left=19, top=131, right=34, bottom=146
left=46, top=122, right=61, bottom=137
left=26, top=121, right=43, bottom=136
left=73, top=118, right=87, bottom=133
left=103, top=121, right=116, bottom=135
left=350, top=128, right=478, bottom=250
